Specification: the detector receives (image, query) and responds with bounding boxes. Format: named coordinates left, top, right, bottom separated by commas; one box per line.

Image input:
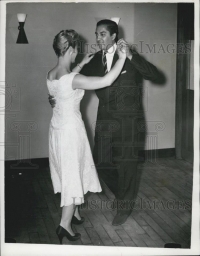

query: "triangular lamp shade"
left=110, top=17, right=120, bottom=25
left=16, top=28, right=28, bottom=44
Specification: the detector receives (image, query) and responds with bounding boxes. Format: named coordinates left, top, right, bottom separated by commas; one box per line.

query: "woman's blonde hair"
left=53, top=30, right=79, bottom=57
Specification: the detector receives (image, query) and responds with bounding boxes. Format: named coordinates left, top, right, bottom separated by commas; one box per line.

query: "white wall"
left=5, top=3, right=177, bottom=160
left=134, top=3, right=177, bottom=149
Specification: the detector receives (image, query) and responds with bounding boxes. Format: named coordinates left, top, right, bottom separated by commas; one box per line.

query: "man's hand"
left=117, top=39, right=132, bottom=60
left=48, top=94, right=56, bottom=108
left=117, top=39, right=127, bottom=59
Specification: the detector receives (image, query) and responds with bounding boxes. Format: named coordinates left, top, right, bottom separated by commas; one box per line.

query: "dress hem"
left=54, top=188, right=102, bottom=207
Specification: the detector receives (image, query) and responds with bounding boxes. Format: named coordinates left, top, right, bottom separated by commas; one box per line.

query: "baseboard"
left=5, top=148, right=175, bottom=172
left=5, top=157, right=49, bottom=173
left=138, top=148, right=175, bottom=160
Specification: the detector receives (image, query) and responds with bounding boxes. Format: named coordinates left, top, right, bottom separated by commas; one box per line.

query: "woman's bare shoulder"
left=47, top=67, right=58, bottom=81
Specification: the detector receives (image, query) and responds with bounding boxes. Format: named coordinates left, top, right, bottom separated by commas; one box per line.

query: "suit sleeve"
left=80, top=62, right=92, bottom=76
left=130, top=49, right=165, bottom=83
left=80, top=55, right=98, bottom=77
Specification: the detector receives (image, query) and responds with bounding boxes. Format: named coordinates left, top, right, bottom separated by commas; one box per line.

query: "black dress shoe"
left=112, top=210, right=132, bottom=226
left=72, top=215, right=85, bottom=225
left=56, top=225, right=81, bottom=244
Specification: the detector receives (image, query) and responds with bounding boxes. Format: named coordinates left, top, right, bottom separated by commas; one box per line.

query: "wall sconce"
left=110, top=17, right=120, bottom=25
left=16, top=13, right=28, bottom=44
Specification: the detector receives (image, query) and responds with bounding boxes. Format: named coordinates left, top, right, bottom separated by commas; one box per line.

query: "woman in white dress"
left=47, top=30, right=126, bottom=244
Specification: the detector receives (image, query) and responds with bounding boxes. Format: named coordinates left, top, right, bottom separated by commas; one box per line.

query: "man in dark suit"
left=79, top=19, right=164, bottom=225
left=49, top=19, right=164, bottom=225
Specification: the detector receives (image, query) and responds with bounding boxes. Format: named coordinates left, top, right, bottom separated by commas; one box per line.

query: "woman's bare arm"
left=72, top=54, right=94, bottom=73
left=72, top=42, right=126, bottom=90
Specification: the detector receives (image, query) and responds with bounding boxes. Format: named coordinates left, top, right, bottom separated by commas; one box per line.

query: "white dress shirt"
left=104, top=43, right=117, bottom=72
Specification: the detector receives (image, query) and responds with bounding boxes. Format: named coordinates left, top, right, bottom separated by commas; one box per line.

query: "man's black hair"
left=97, top=19, right=118, bottom=42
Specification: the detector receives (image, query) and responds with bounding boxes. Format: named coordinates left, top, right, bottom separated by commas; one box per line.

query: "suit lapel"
left=111, top=52, right=119, bottom=69
left=96, top=50, right=104, bottom=76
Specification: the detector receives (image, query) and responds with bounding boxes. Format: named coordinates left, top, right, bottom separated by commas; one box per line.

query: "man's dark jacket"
left=80, top=49, right=163, bottom=205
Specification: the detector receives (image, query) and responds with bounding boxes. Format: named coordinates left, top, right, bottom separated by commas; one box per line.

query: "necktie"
left=102, top=51, right=108, bottom=74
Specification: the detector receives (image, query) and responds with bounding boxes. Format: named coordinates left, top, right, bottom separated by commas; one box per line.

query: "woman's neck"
left=57, top=57, right=71, bottom=73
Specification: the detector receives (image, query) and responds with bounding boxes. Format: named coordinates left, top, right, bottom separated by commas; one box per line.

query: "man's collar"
left=103, top=43, right=117, bottom=55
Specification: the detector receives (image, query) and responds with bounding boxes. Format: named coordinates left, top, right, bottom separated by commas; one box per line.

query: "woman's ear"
left=66, top=46, right=73, bottom=55
left=68, top=46, right=73, bottom=55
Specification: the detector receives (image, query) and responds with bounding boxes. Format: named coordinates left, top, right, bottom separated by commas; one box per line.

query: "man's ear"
left=111, top=33, right=116, bottom=42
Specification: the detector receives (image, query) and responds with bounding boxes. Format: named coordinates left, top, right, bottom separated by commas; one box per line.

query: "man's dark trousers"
left=81, top=49, right=162, bottom=216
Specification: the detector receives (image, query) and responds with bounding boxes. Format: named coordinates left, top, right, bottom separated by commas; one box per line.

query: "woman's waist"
left=50, top=115, right=83, bottom=129
left=53, top=106, right=81, bottom=114
left=52, top=109, right=82, bottom=119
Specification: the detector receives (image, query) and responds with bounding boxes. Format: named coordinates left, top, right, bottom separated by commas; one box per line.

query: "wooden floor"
left=5, top=158, right=193, bottom=248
